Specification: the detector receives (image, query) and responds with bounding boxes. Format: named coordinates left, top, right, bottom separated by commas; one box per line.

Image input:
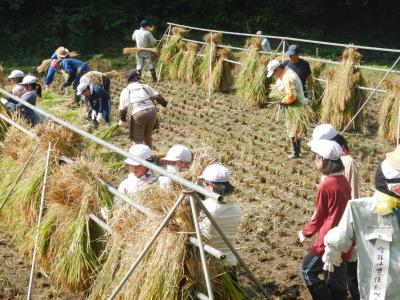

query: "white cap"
left=20, top=75, right=36, bottom=85
left=311, top=140, right=343, bottom=160
left=256, top=30, right=262, bottom=35
left=161, top=145, right=192, bottom=162
left=267, top=59, right=281, bottom=77
left=124, top=144, right=152, bottom=166
left=308, top=124, right=337, bottom=147
left=8, top=70, right=24, bottom=79
left=199, top=164, right=230, bottom=183
left=77, top=82, right=89, bottom=96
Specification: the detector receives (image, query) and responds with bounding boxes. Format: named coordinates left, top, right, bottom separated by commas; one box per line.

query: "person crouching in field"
left=79, top=71, right=111, bottom=93
left=198, top=164, right=242, bottom=278
left=1, top=75, right=41, bottom=126
left=299, top=140, right=352, bottom=300
left=267, top=59, right=309, bottom=159
left=119, top=70, right=168, bottom=148
left=159, top=144, right=192, bottom=188
left=45, top=46, right=70, bottom=91
left=52, top=57, right=89, bottom=105
left=76, top=82, right=111, bottom=130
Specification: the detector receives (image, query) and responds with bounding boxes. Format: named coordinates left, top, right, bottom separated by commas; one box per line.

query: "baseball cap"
left=76, top=82, right=89, bottom=96
left=199, top=164, right=230, bottom=183
left=308, top=124, right=338, bottom=147
left=140, top=19, right=151, bottom=27
left=267, top=59, right=281, bottom=77
left=8, top=70, right=24, bottom=79
left=20, top=75, right=37, bottom=85
left=311, top=140, right=343, bottom=160
left=125, top=144, right=153, bottom=166
left=161, top=145, right=192, bottom=162
left=286, top=44, right=301, bottom=56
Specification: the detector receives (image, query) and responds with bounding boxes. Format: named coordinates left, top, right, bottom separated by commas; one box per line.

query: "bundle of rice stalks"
left=171, top=26, right=187, bottom=37
left=0, top=64, right=5, bottom=86
left=235, top=48, right=259, bottom=97
left=69, top=51, right=80, bottom=58
left=211, top=48, right=234, bottom=92
left=2, top=122, right=36, bottom=161
left=88, top=54, right=113, bottom=72
left=36, top=159, right=113, bottom=292
left=378, top=76, right=400, bottom=143
left=83, top=70, right=117, bottom=88
left=308, top=62, right=326, bottom=121
left=34, top=121, right=83, bottom=157
left=169, top=46, right=186, bottom=81
left=198, top=42, right=218, bottom=88
left=37, top=59, right=52, bottom=74
left=320, top=48, right=366, bottom=131
left=177, top=42, right=199, bottom=84
left=244, top=36, right=262, bottom=51
left=123, top=47, right=158, bottom=55
left=248, top=55, right=271, bottom=106
left=203, top=32, right=222, bottom=45
left=85, top=123, right=120, bottom=156
left=284, top=103, right=311, bottom=139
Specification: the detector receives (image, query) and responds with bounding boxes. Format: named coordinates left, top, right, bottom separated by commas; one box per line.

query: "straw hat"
left=56, top=46, right=69, bottom=59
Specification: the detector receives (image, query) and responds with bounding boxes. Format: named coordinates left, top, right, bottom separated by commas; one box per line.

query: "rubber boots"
left=150, top=68, right=157, bottom=82
left=288, top=138, right=301, bottom=159
left=307, top=282, right=331, bottom=300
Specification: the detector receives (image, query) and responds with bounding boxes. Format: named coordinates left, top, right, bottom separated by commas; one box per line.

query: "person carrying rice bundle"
left=159, top=144, right=192, bottom=188
left=1, top=75, right=41, bottom=125
left=117, top=144, right=158, bottom=197
left=44, top=46, right=70, bottom=91
left=132, top=19, right=158, bottom=81
left=79, top=70, right=111, bottom=92
left=51, top=57, right=89, bottom=105
left=323, top=146, right=400, bottom=300
left=299, top=140, right=352, bottom=300
left=119, top=70, right=168, bottom=148
left=198, top=164, right=242, bottom=278
left=267, top=59, right=310, bottom=159
left=76, top=81, right=112, bottom=130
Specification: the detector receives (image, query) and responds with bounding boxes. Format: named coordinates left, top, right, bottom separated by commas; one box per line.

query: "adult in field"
left=267, top=59, right=309, bottom=159
left=51, top=57, right=89, bottom=105
left=119, top=70, right=168, bottom=148
left=199, top=164, right=242, bottom=272
left=284, top=44, right=313, bottom=99
left=132, top=19, right=158, bottom=81
left=299, top=140, right=351, bottom=300
left=256, top=30, right=271, bottom=52
left=159, top=144, right=192, bottom=188
left=323, top=146, right=400, bottom=300
left=76, top=82, right=112, bottom=130
left=1, top=75, right=41, bottom=126
left=44, top=46, right=70, bottom=91
left=79, top=71, right=111, bottom=92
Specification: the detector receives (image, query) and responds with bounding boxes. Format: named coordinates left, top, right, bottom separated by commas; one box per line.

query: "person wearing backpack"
left=118, top=70, right=167, bottom=148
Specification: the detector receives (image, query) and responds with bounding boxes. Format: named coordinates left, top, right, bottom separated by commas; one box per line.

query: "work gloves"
left=322, top=245, right=342, bottom=272
left=118, top=119, right=126, bottom=126
left=96, top=113, right=102, bottom=123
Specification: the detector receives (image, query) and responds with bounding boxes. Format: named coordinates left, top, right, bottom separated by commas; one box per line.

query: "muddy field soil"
left=1, top=70, right=393, bottom=299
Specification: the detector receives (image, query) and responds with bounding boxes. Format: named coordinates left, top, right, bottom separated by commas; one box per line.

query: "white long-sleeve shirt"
left=132, top=27, right=157, bottom=58
left=199, top=198, right=242, bottom=266
left=324, top=194, right=400, bottom=300
left=117, top=171, right=158, bottom=197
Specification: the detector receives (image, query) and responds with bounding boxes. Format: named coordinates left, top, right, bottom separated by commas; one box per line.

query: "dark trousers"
left=347, top=261, right=360, bottom=300
left=301, top=253, right=347, bottom=300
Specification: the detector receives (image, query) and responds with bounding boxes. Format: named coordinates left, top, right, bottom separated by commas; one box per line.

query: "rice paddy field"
left=0, top=50, right=398, bottom=299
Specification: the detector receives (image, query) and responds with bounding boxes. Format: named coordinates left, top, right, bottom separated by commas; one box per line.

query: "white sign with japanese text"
left=369, top=239, right=390, bottom=300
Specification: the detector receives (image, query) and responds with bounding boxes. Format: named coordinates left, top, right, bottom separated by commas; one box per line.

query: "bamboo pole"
left=27, top=143, right=52, bottom=300
left=207, top=32, right=213, bottom=101
left=157, top=25, right=172, bottom=83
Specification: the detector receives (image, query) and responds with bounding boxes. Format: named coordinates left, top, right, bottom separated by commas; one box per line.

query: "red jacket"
left=302, top=175, right=352, bottom=260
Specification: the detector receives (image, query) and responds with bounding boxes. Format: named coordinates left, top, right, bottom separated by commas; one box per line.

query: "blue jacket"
left=6, top=91, right=38, bottom=125
left=87, top=86, right=111, bottom=112
left=60, top=58, right=88, bottom=75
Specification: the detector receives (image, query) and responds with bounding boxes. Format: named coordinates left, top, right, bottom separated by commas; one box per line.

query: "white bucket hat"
left=161, top=145, right=192, bottom=162
left=76, top=82, right=90, bottom=96
left=308, top=124, right=338, bottom=147
left=125, top=144, right=153, bottom=166
left=20, top=75, right=37, bottom=85
left=267, top=59, right=281, bottom=77
left=8, top=70, right=24, bottom=79
left=199, top=164, right=230, bottom=183
left=311, top=140, right=343, bottom=160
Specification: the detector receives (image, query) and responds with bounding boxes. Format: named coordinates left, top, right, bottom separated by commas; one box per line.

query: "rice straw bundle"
left=235, top=48, right=259, bottom=97
left=171, top=26, right=187, bottom=37
left=177, top=42, right=199, bottom=84
left=0, top=64, right=5, bottom=86
left=123, top=47, right=159, bottom=55
left=169, top=46, right=186, bottom=81
left=244, top=36, right=262, bottom=51
left=88, top=54, right=113, bottom=72
left=2, top=123, right=36, bottom=161
left=69, top=51, right=79, bottom=57
left=378, top=76, right=400, bottom=143
left=34, top=121, right=83, bottom=157
left=284, top=103, right=311, bottom=139
left=198, top=34, right=221, bottom=88
left=36, top=159, right=113, bottom=292
left=210, top=48, right=234, bottom=92
left=37, top=59, right=52, bottom=74
left=248, top=54, right=271, bottom=106
left=320, top=48, right=366, bottom=131
left=308, top=62, right=325, bottom=121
